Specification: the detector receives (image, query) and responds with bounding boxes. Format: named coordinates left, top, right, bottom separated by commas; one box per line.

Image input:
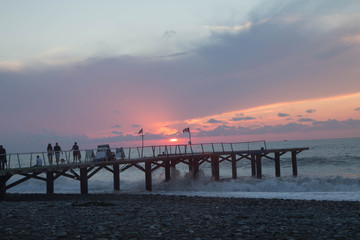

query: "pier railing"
left=0, top=140, right=266, bottom=170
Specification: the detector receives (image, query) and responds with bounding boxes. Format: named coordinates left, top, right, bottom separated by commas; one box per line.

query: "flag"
left=183, top=127, right=190, bottom=133
left=138, top=128, right=143, bottom=134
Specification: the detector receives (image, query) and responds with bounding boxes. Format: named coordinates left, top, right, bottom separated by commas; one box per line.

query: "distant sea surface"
left=8, top=138, right=360, bottom=201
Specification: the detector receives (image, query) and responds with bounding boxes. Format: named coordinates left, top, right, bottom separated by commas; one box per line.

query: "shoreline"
left=2, top=192, right=359, bottom=203
left=1, top=193, right=360, bottom=239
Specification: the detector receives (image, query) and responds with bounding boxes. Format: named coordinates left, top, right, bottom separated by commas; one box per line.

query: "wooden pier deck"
left=0, top=141, right=309, bottom=201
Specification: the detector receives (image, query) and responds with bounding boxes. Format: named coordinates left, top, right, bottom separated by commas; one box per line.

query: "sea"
left=6, top=137, right=360, bottom=202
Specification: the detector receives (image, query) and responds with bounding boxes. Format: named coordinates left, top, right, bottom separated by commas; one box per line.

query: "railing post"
left=17, top=153, right=21, bottom=168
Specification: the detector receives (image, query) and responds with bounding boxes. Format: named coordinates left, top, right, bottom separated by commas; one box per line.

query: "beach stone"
left=203, top=214, right=213, bottom=220
left=55, top=231, right=67, bottom=238
left=1, top=193, right=360, bottom=239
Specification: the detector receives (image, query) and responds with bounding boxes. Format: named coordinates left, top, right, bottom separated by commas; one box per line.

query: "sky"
left=1, top=0, right=360, bottom=153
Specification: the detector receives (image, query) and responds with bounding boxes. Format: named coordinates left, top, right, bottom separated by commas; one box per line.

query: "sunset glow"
left=1, top=1, right=360, bottom=152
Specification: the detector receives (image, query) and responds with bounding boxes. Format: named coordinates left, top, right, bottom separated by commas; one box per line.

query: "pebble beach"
left=1, top=193, right=360, bottom=239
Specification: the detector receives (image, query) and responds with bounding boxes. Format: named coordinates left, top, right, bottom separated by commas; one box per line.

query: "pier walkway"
left=0, top=141, right=309, bottom=200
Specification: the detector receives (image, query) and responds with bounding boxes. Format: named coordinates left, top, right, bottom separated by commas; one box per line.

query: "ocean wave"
left=152, top=175, right=360, bottom=193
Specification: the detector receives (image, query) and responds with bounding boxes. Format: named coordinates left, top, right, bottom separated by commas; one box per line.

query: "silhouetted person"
left=53, top=142, right=63, bottom=165
left=0, top=145, right=6, bottom=170
left=47, top=143, right=53, bottom=165
left=36, top=155, right=43, bottom=166
left=71, top=142, right=80, bottom=163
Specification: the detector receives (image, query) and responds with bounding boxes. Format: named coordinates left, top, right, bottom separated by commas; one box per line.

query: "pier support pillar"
left=292, top=151, right=298, bottom=177
left=165, top=160, right=171, bottom=182
left=113, top=163, right=120, bottom=191
left=145, top=161, right=152, bottom=191
left=251, top=155, right=256, bottom=176
left=211, top=156, right=220, bottom=181
left=171, top=160, right=177, bottom=178
left=188, top=158, right=193, bottom=172
left=275, top=152, right=281, bottom=177
left=193, top=157, right=199, bottom=179
left=46, top=171, right=54, bottom=195
left=80, top=167, right=88, bottom=194
left=231, top=154, right=237, bottom=179
left=256, top=154, right=262, bottom=179
left=0, top=176, right=10, bottom=201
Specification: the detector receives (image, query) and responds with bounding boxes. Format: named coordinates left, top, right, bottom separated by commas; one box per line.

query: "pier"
left=0, top=141, right=309, bottom=201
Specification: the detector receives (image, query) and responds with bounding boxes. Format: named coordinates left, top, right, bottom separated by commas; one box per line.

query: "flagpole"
left=188, top=131, right=192, bottom=145
left=138, top=128, right=144, bottom=158
left=141, top=131, right=144, bottom=158
left=183, top=127, right=192, bottom=145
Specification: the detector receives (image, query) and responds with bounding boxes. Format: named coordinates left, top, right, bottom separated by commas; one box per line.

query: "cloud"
left=298, top=118, right=315, bottom=122
left=278, top=113, right=290, bottom=117
left=112, top=125, right=121, bottom=129
left=306, top=109, right=316, bottom=113
left=231, top=117, right=256, bottom=121
left=355, top=107, right=360, bottom=111
left=0, top=61, right=23, bottom=71
left=1, top=0, right=360, bottom=152
left=207, top=118, right=222, bottom=124
left=112, top=131, right=123, bottom=135
left=204, top=21, right=260, bottom=34
left=311, top=119, right=360, bottom=131
left=195, top=118, right=360, bottom=138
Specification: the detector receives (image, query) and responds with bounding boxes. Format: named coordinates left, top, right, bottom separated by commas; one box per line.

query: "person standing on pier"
left=0, top=145, right=6, bottom=170
left=54, top=142, right=63, bottom=165
left=47, top=143, right=53, bottom=165
left=71, top=142, right=80, bottom=163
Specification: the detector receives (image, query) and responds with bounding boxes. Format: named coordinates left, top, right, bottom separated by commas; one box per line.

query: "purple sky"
left=1, top=0, right=360, bottom=152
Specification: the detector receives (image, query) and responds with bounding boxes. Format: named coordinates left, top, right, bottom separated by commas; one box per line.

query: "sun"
left=169, top=138, right=178, bottom=142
